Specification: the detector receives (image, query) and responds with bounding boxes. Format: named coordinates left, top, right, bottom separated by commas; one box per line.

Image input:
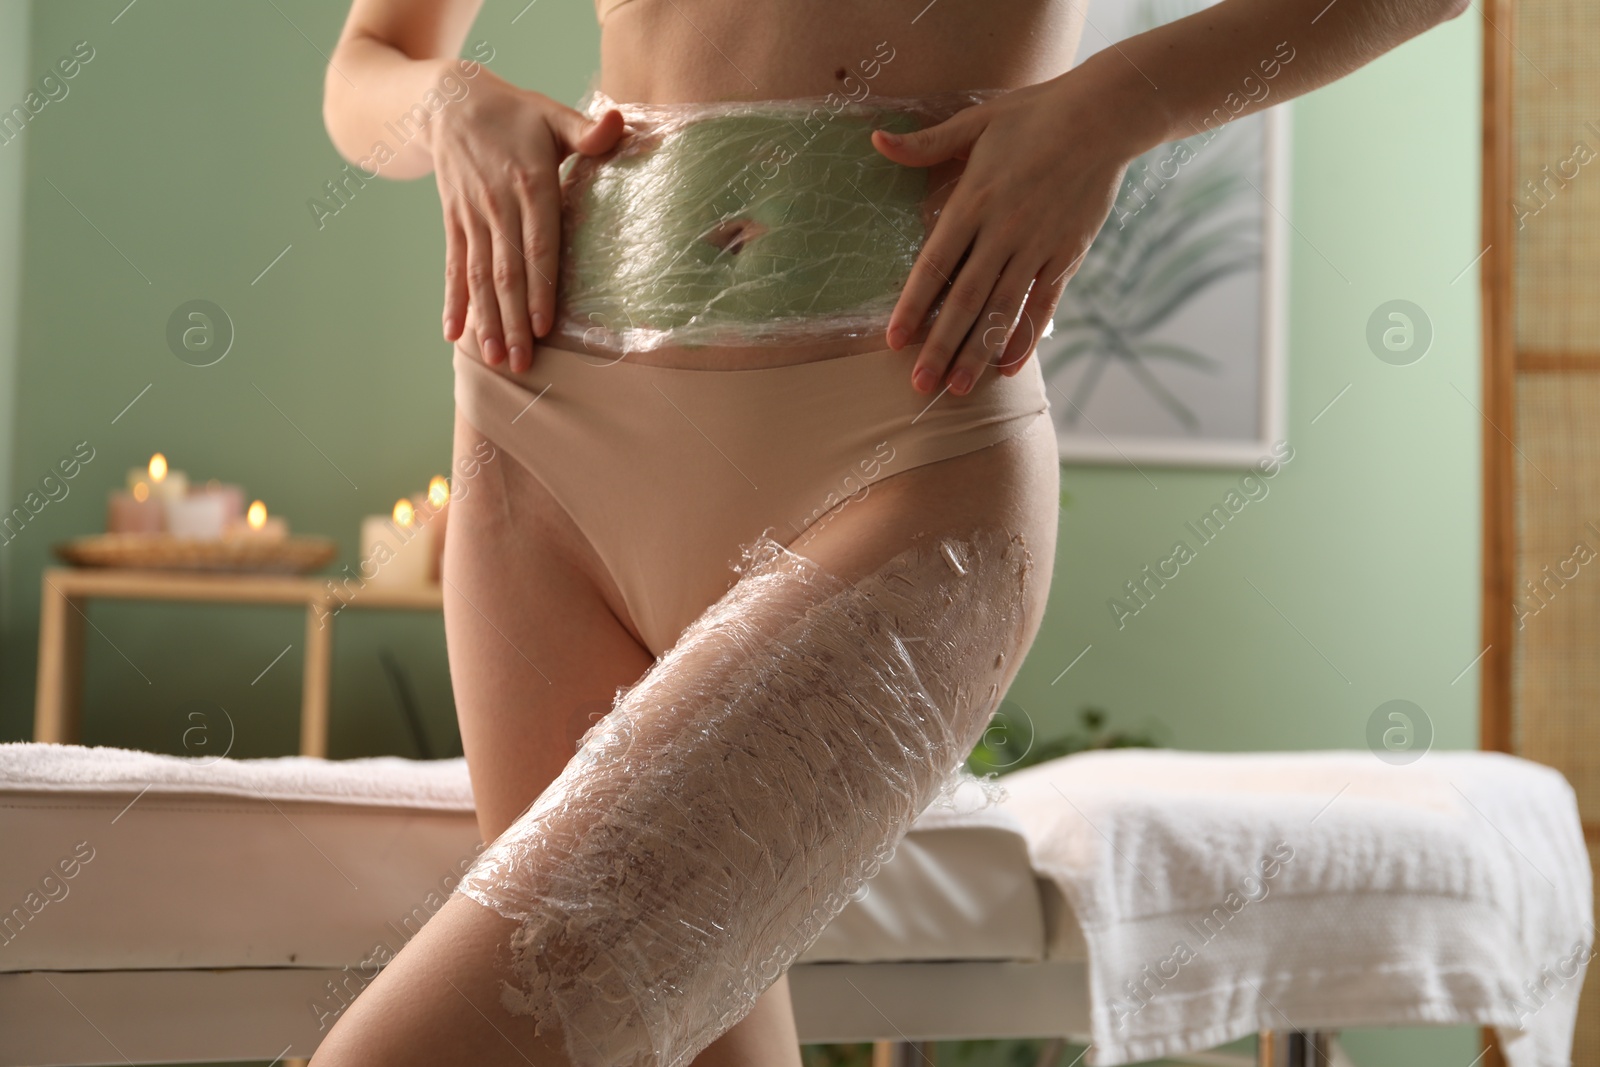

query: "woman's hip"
left=450, top=340, right=1055, bottom=654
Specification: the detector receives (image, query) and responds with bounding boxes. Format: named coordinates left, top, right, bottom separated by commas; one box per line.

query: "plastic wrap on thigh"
left=454, top=526, right=1034, bottom=1067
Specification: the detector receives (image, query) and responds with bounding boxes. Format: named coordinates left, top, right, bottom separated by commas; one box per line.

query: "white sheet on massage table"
left=10, top=742, right=1585, bottom=1067
left=0, top=742, right=1071, bottom=976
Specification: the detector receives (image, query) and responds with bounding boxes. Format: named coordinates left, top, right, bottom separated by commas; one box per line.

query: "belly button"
left=702, top=217, right=768, bottom=256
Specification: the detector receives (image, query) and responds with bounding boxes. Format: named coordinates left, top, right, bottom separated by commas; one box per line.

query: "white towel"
left=0, top=741, right=478, bottom=811
left=998, top=749, right=1593, bottom=1067
left=0, top=743, right=1008, bottom=826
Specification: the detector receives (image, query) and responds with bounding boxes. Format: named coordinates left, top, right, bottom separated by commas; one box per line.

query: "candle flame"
left=148, top=453, right=168, bottom=482
left=247, top=500, right=267, bottom=530
left=132, top=481, right=149, bottom=503
left=428, top=476, right=449, bottom=508
left=393, top=499, right=415, bottom=527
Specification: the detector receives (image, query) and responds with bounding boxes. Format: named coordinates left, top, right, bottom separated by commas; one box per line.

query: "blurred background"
left=0, top=0, right=1501, bottom=1064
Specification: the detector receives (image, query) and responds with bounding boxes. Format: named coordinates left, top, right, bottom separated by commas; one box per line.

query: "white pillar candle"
left=150, top=469, right=188, bottom=503
left=131, top=453, right=188, bottom=503
left=360, top=502, right=431, bottom=587
left=196, top=480, right=246, bottom=525
left=164, top=493, right=229, bottom=540
left=411, top=478, right=452, bottom=582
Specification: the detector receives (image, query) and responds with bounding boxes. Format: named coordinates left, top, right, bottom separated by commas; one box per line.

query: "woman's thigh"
left=440, top=409, right=656, bottom=839
left=790, top=414, right=1060, bottom=670
left=314, top=411, right=803, bottom=1067
left=309, top=414, right=638, bottom=1065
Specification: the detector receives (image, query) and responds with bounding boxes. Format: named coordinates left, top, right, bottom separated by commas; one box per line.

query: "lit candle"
left=107, top=478, right=165, bottom=534
left=225, top=499, right=289, bottom=541
left=128, top=453, right=188, bottom=503
left=358, top=498, right=431, bottom=587
left=418, top=475, right=451, bottom=581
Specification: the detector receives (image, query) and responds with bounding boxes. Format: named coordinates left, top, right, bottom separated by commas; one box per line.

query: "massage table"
left=0, top=742, right=1589, bottom=1067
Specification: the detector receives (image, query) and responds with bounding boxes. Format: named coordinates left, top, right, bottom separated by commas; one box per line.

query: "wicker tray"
left=54, top=534, right=337, bottom=574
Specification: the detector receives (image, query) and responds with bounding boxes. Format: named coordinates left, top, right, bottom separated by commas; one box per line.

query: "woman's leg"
left=309, top=411, right=805, bottom=1066
left=309, top=412, right=1058, bottom=1067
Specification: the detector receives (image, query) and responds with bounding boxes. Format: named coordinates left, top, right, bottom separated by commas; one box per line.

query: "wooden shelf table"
left=33, top=567, right=443, bottom=757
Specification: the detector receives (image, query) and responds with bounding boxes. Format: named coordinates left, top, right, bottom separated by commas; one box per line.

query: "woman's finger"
left=871, top=105, right=984, bottom=169
left=1000, top=257, right=1075, bottom=373
left=876, top=108, right=987, bottom=355
left=462, top=206, right=505, bottom=367
left=486, top=193, right=533, bottom=374
left=552, top=104, right=625, bottom=158
left=946, top=253, right=1045, bottom=394
left=441, top=203, right=470, bottom=343
left=521, top=171, right=561, bottom=342
left=890, top=230, right=964, bottom=361
left=911, top=233, right=1004, bottom=394
left=890, top=195, right=976, bottom=360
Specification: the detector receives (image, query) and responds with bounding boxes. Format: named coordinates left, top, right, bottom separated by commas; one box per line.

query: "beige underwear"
left=453, top=344, right=1049, bottom=655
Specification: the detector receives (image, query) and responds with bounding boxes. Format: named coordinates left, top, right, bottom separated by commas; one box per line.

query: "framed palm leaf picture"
left=1039, top=0, right=1291, bottom=467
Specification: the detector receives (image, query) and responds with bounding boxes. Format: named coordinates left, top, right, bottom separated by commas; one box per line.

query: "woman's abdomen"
left=549, top=92, right=992, bottom=367
left=595, top=0, right=1080, bottom=105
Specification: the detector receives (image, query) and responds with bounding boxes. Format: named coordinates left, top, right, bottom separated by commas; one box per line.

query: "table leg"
left=1032, top=1037, right=1067, bottom=1067
left=300, top=602, right=333, bottom=758
left=34, top=576, right=87, bottom=743
left=1258, top=1030, right=1337, bottom=1066
left=874, top=1042, right=936, bottom=1067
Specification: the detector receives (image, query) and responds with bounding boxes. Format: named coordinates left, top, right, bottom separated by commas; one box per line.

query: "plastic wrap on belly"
left=454, top=526, right=1033, bottom=1067
left=551, top=88, right=1008, bottom=353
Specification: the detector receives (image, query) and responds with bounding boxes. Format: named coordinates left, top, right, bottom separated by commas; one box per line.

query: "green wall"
left=0, top=0, right=31, bottom=700
left=0, top=0, right=608, bottom=759
left=0, top=1, right=1482, bottom=1064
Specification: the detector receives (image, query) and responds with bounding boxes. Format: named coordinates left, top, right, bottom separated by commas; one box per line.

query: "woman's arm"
left=323, top=0, right=622, bottom=371
left=323, top=0, right=485, bottom=180
left=1077, top=0, right=1469, bottom=156
left=873, top=0, right=1471, bottom=396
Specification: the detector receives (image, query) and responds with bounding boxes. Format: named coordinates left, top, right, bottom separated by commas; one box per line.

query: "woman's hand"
left=871, top=74, right=1141, bottom=396
left=430, top=68, right=624, bottom=373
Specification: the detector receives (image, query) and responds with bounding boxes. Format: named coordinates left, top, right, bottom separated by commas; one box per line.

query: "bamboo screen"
left=1510, top=0, right=1600, bottom=1058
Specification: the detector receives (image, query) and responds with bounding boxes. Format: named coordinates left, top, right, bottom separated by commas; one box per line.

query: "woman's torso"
left=595, top=0, right=1082, bottom=104
left=534, top=0, right=1086, bottom=368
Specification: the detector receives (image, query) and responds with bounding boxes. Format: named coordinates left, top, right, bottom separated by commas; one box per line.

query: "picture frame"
left=1040, top=0, right=1292, bottom=468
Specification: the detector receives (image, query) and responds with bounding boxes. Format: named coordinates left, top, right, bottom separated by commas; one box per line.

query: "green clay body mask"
left=553, top=88, right=1006, bottom=354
